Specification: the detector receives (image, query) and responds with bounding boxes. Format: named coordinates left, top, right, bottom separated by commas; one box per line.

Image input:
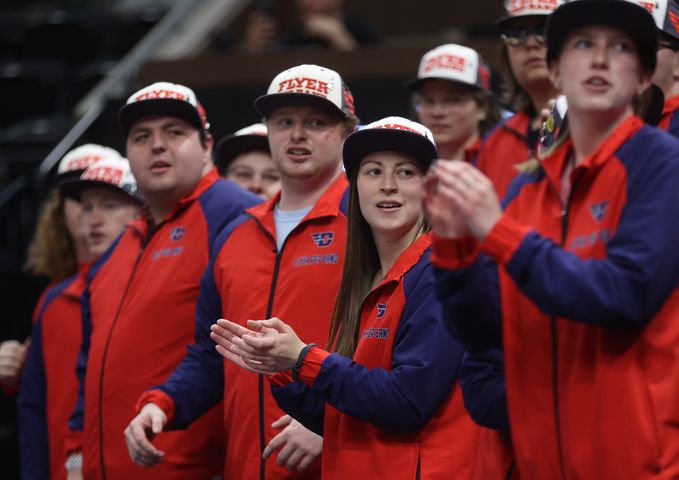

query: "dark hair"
left=498, top=43, right=535, bottom=113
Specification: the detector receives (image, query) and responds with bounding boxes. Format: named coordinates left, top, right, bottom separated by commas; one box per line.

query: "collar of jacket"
left=128, top=166, right=221, bottom=237
left=663, top=94, right=679, bottom=117
left=541, top=114, right=644, bottom=192
left=245, top=173, right=349, bottom=239
left=372, top=232, right=432, bottom=291
left=62, top=262, right=92, bottom=299
left=501, top=110, right=532, bottom=143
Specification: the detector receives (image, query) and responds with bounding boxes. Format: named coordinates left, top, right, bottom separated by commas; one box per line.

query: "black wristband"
left=291, top=343, right=317, bottom=382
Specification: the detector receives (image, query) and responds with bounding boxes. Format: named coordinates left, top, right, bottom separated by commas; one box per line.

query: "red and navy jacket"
left=270, top=234, right=479, bottom=479
left=138, top=174, right=349, bottom=480
left=17, top=264, right=89, bottom=480
left=475, top=111, right=537, bottom=200
left=658, top=94, right=679, bottom=138
left=69, top=168, right=260, bottom=480
left=433, top=115, right=679, bottom=479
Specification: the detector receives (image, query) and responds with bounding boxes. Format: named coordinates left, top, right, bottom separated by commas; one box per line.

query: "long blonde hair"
left=24, top=189, right=79, bottom=282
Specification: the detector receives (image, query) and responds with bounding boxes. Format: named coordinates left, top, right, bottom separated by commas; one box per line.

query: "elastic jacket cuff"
left=297, top=347, right=329, bottom=387
left=480, top=214, right=532, bottom=265
left=431, top=234, right=478, bottom=269
left=64, top=430, right=83, bottom=456
left=135, top=389, right=175, bottom=426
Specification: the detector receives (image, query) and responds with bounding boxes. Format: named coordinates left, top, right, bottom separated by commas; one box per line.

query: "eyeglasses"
left=500, top=24, right=546, bottom=47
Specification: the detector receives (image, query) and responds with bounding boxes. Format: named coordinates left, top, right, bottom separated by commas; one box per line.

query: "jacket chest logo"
left=311, top=232, right=334, bottom=247
left=361, top=327, right=390, bottom=340
left=376, top=303, right=387, bottom=318
left=588, top=200, right=609, bottom=222
left=170, top=226, right=186, bottom=241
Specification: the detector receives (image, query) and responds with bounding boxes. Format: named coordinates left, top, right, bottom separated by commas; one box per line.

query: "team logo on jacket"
left=170, top=226, right=186, bottom=241
left=588, top=201, right=609, bottom=222
left=361, top=327, right=390, bottom=340
left=376, top=303, right=387, bottom=318
left=311, top=232, right=334, bottom=247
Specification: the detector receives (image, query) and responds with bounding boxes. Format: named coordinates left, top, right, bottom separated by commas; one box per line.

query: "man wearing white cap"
left=125, top=64, right=358, bottom=479
left=66, top=82, right=261, bottom=480
left=17, top=149, right=140, bottom=480
left=216, top=123, right=281, bottom=199
left=407, top=43, right=500, bottom=163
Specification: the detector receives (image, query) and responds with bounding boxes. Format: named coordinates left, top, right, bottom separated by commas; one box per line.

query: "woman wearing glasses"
left=211, top=118, right=480, bottom=479
left=406, top=43, right=501, bottom=165
left=426, top=0, right=679, bottom=477
left=475, top=0, right=562, bottom=199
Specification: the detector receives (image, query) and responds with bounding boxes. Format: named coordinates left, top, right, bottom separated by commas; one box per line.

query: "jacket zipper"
left=97, top=227, right=158, bottom=480
left=247, top=212, right=312, bottom=480
left=552, top=172, right=582, bottom=480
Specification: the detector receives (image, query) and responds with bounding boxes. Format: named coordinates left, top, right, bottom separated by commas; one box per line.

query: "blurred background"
left=0, top=0, right=504, bottom=477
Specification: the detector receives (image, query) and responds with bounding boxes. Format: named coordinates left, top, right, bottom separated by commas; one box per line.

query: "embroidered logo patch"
left=588, top=201, right=609, bottom=222
left=377, top=303, right=387, bottom=318
left=170, top=226, right=186, bottom=241
left=361, top=327, right=390, bottom=340
left=311, top=232, right=334, bottom=247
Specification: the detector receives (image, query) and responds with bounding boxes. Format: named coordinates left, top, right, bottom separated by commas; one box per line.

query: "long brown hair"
left=24, top=189, right=79, bottom=282
left=328, top=160, right=429, bottom=358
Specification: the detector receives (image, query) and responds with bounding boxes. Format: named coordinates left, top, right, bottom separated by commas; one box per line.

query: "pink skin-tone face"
left=80, top=188, right=139, bottom=257
left=126, top=117, right=211, bottom=207
left=550, top=25, right=652, bottom=119
left=415, top=79, right=485, bottom=156
left=266, top=106, right=345, bottom=185
left=357, top=151, right=425, bottom=244
left=225, top=151, right=281, bottom=200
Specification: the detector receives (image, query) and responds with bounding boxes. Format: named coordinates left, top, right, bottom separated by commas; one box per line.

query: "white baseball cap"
left=406, top=44, right=491, bottom=91
left=61, top=156, right=141, bottom=203
left=633, top=0, right=679, bottom=41
left=56, top=143, right=123, bottom=186
left=497, top=0, right=564, bottom=29
left=342, top=116, right=438, bottom=175
left=216, top=123, right=270, bottom=171
left=255, top=64, right=356, bottom=119
left=119, top=81, right=209, bottom=136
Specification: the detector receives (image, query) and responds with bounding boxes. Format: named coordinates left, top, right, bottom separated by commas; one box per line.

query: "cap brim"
left=496, top=14, right=549, bottom=31
left=118, top=98, right=204, bottom=136
left=546, top=0, right=657, bottom=71
left=254, top=93, right=346, bottom=118
left=342, top=129, right=438, bottom=175
left=59, top=178, right=142, bottom=203
left=216, top=135, right=270, bottom=170
left=404, top=76, right=482, bottom=91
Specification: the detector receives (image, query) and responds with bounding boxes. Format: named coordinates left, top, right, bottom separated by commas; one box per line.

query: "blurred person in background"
left=407, top=43, right=502, bottom=164
left=18, top=154, right=141, bottom=480
left=244, top=0, right=379, bottom=53
left=0, top=144, right=110, bottom=396
left=216, top=123, right=281, bottom=199
left=475, top=0, right=562, bottom=199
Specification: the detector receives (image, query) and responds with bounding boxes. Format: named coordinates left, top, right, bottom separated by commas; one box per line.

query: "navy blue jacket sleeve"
left=306, top=256, right=465, bottom=432
left=433, top=253, right=503, bottom=352
left=272, top=382, right=326, bottom=436
left=19, top=280, right=72, bottom=478
left=17, top=319, right=50, bottom=479
left=155, top=220, right=250, bottom=429
left=505, top=135, right=679, bottom=327
left=459, top=349, right=509, bottom=431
